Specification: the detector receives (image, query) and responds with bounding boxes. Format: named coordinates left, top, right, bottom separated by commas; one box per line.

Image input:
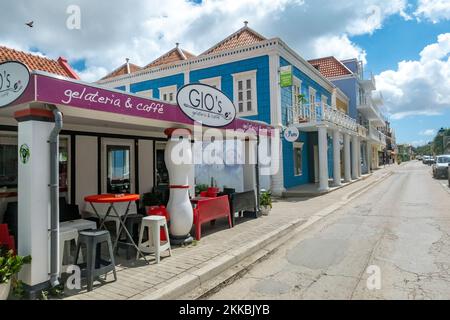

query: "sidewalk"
left=63, top=167, right=394, bottom=300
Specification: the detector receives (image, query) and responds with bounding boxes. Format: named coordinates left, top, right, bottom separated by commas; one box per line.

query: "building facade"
left=99, top=23, right=367, bottom=195
left=308, top=56, right=392, bottom=173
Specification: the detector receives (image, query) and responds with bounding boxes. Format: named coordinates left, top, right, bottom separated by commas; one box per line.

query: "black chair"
left=116, top=213, right=144, bottom=259
left=59, top=197, right=99, bottom=227
left=59, top=197, right=81, bottom=222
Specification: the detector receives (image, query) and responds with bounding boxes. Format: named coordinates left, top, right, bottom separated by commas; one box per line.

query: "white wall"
left=75, top=136, right=98, bottom=212
left=138, top=139, right=154, bottom=194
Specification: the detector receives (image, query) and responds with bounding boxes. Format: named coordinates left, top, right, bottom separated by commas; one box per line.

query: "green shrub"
left=260, top=190, right=272, bottom=209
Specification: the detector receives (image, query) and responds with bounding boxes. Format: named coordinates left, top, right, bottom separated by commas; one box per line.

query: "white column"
left=357, top=139, right=362, bottom=178
left=351, top=135, right=359, bottom=180
left=270, top=133, right=286, bottom=196
left=344, top=133, right=351, bottom=183
left=366, top=141, right=372, bottom=174
left=332, top=129, right=341, bottom=186
left=16, top=111, right=54, bottom=288
left=318, top=126, right=329, bottom=192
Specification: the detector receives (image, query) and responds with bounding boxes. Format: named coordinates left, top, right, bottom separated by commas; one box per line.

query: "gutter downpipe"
left=48, top=106, right=63, bottom=287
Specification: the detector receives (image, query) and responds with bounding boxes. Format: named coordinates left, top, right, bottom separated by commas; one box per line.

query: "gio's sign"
left=0, top=61, right=30, bottom=108
left=176, top=84, right=236, bottom=128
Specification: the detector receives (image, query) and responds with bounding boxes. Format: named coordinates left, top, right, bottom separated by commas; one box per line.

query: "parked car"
left=432, top=155, right=450, bottom=179
left=416, top=155, right=423, bottom=161
left=423, top=155, right=431, bottom=164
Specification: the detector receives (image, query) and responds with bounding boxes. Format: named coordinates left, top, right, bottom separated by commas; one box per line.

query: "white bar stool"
left=137, top=216, right=171, bottom=263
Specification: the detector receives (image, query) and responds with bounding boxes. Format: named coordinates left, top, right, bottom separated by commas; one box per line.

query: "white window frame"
left=321, top=94, right=328, bottom=108
left=101, top=138, right=135, bottom=194
left=199, top=76, right=222, bottom=90
left=159, top=85, right=177, bottom=103
left=135, top=89, right=153, bottom=98
left=293, top=142, right=304, bottom=176
left=308, top=87, right=317, bottom=107
left=232, top=70, right=258, bottom=117
left=292, top=77, right=302, bottom=107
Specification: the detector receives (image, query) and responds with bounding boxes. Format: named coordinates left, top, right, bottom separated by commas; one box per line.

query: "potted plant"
left=195, top=184, right=209, bottom=197
left=0, top=248, right=31, bottom=300
left=259, top=190, right=272, bottom=216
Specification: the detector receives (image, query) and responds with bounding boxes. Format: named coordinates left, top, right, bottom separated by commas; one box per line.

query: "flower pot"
left=261, top=206, right=271, bottom=216
left=0, top=281, right=11, bottom=300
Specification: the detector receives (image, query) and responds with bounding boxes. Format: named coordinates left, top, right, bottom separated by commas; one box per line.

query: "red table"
left=84, top=194, right=148, bottom=263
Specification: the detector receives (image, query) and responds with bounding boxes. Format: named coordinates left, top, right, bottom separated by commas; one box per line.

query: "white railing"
left=358, top=94, right=387, bottom=124
left=286, top=103, right=358, bottom=132
left=369, top=125, right=387, bottom=145
left=357, top=124, right=368, bottom=138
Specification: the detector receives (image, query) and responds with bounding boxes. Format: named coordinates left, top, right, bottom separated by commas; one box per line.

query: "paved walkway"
left=63, top=166, right=393, bottom=300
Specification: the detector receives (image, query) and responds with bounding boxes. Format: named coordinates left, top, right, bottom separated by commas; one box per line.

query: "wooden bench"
left=192, top=195, right=232, bottom=240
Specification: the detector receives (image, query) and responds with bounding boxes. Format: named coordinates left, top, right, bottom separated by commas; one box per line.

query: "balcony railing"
left=368, top=125, right=387, bottom=145
left=358, top=94, right=387, bottom=125
left=285, top=103, right=358, bottom=132
left=357, top=124, right=368, bottom=138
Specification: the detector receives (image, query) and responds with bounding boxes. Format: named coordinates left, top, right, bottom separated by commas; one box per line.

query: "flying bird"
left=25, top=21, right=34, bottom=28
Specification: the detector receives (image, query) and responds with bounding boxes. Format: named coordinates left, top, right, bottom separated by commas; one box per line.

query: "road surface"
left=208, top=161, right=450, bottom=299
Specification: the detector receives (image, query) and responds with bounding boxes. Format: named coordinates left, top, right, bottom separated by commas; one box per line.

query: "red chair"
left=0, top=224, right=16, bottom=254
left=193, top=195, right=232, bottom=240
left=146, top=206, right=170, bottom=241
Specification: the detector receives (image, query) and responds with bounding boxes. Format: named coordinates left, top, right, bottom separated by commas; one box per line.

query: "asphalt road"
left=208, top=161, right=450, bottom=299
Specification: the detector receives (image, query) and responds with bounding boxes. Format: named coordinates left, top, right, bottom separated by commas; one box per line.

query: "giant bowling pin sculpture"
left=164, top=128, right=194, bottom=245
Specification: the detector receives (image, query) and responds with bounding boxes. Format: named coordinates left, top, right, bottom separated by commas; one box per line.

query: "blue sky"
left=1, top=0, right=449, bottom=146
left=350, top=10, right=450, bottom=145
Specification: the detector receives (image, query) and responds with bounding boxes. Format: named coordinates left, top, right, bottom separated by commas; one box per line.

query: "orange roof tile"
left=307, top=56, right=353, bottom=79
left=0, top=46, right=78, bottom=79
left=100, top=62, right=141, bottom=80
left=201, top=26, right=266, bottom=55
left=144, top=46, right=196, bottom=69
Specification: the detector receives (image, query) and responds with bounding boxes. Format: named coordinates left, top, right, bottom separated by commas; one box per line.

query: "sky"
left=0, top=0, right=449, bottom=146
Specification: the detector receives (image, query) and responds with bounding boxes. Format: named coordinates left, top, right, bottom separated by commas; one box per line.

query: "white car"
left=432, top=155, right=450, bottom=179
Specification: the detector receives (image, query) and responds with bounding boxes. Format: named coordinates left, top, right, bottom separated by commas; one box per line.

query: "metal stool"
left=117, top=214, right=143, bottom=259
left=137, top=216, right=171, bottom=263
left=75, top=230, right=117, bottom=291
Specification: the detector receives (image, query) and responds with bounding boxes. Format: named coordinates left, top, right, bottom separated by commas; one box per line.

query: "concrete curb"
left=141, top=169, right=392, bottom=300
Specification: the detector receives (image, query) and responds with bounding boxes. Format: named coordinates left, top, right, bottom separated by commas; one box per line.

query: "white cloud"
left=414, top=0, right=450, bottom=23
left=311, top=34, right=367, bottom=64
left=419, top=129, right=437, bottom=136
left=0, top=0, right=408, bottom=81
left=376, top=33, right=450, bottom=119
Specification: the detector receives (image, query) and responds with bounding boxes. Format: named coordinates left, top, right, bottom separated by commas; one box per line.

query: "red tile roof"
left=201, top=26, right=266, bottom=55
left=144, top=46, right=196, bottom=69
left=307, top=56, right=353, bottom=79
left=100, top=62, right=141, bottom=80
left=0, top=46, right=79, bottom=79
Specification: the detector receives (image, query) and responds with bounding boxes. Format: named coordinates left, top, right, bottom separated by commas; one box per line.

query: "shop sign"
left=0, top=61, right=30, bottom=108
left=176, top=84, right=236, bottom=128
left=280, top=65, right=293, bottom=87
left=284, top=125, right=299, bottom=142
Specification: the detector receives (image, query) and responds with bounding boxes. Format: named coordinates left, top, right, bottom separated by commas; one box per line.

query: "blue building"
left=98, top=22, right=366, bottom=196
left=309, top=57, right=389, bottom=173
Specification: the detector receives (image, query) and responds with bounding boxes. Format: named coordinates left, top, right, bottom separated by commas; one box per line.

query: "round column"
left=164, top=128, right=193, bottom=245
